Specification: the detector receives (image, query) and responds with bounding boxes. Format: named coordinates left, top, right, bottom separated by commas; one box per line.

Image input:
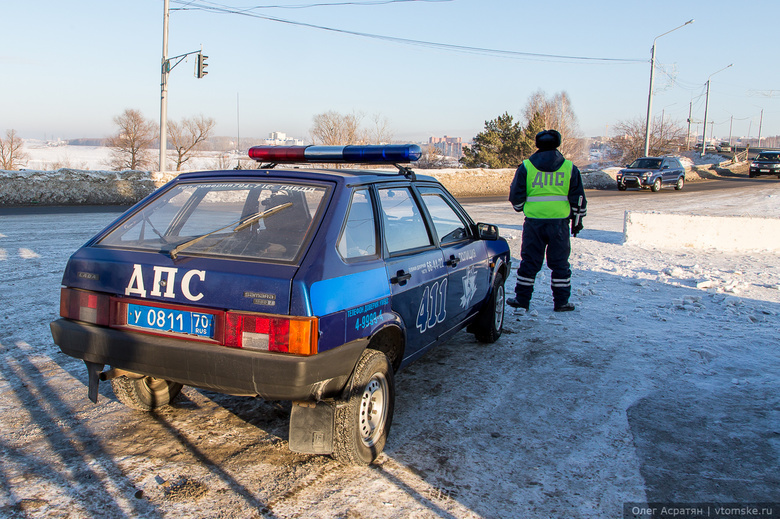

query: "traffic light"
left=196, top=52, right=208, bottom=79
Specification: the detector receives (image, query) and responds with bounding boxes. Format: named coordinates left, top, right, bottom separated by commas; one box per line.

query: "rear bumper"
left=50, top=318, right=366, bottom=401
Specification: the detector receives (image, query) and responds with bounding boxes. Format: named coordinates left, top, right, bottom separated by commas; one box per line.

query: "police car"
left=50, top=144, right=511, bottom=465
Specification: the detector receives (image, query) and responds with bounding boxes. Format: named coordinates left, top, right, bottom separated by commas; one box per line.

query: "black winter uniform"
left=508, top=148, right=587, bottom=309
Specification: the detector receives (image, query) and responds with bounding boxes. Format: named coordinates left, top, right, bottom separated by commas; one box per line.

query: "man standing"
left=507, top=129, right=587, bottom=312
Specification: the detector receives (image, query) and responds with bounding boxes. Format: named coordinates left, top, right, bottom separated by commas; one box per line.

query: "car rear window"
left=97, top=181, right=328, bottom=262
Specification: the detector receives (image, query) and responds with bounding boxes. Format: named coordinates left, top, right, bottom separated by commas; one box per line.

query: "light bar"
left=248, top=144, right=421, bottom=164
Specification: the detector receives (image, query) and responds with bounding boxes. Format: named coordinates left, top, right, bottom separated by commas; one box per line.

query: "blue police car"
left=50, top=144, right=511, bottom=465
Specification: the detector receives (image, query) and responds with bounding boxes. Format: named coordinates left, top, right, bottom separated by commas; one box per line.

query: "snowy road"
left=1, top=180, right=779, bottom=518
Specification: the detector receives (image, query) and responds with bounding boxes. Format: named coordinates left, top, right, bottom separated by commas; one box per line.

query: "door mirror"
left=475, top=223, right=499, bottom=240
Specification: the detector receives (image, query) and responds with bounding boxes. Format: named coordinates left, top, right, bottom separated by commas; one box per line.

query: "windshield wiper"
left=168, top=202, right=292, bottom=259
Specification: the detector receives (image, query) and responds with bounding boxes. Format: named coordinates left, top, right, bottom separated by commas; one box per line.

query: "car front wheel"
left=651, top=178, right=662, bottom=192
left=617, top=183, right=627, bottom=191
left=111, top=374, right=182, bottom=411
left=333, top=349, right=394, bottom=465
left=674, top=177, right=685, bottom=190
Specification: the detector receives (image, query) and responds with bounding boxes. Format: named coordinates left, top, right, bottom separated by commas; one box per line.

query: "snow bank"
left=624, top=211, right=780, bottom=251
left=0, top=166, right=663, bottom=207
left=0, top=169, right=178, bottom=206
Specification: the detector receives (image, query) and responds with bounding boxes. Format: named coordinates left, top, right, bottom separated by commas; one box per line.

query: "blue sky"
left=3, top=0, right=778, bottom=144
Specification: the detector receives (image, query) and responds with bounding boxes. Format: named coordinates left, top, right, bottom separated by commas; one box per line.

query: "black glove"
left=571, top=219, right=583, bottom=237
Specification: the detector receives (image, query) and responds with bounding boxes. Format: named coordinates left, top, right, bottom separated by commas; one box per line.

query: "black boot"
left=507, top=298, right=529, bottom=310
left=554, top=302, right=575, bottom=312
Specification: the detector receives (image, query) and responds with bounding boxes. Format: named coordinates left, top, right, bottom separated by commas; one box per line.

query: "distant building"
left=264, top=132, right=304, bottom=146
left=429, top=136, right=463, bottom=158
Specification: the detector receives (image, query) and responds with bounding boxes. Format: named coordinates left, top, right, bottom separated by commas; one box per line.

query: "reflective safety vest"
left=523, top=159, right=573, bottom=219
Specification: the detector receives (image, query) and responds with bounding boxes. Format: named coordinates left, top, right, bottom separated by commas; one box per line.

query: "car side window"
left=378, top=187, right=432, bottom=254
left=419, top=189, right=470, bottom=245
left=337, top=189, right=377, bottom=260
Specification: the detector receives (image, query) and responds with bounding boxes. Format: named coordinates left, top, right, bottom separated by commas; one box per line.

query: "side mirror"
left=476, top=223, right=499, bottom=240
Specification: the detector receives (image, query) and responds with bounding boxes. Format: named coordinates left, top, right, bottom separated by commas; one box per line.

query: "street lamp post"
left=700, top=63, right=733, bottom=157
left=160, top=0, right=170, bottom=173
left=643, top=19, right=694, bottom=157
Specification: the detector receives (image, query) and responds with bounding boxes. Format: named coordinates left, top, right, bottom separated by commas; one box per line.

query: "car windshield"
left=757, top=153, right=780, bottom=161
left=628, top=158, right=662, bottom=169
left=97, top=181, right=328, bottom=262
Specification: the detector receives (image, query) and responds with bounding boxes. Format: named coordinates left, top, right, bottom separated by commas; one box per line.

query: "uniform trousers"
left=515, top=218, right=572, bottom=307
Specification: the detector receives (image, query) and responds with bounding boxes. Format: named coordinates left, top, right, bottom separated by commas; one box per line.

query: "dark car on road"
left=749, top=151, right=780, bottom=178
left=616, top=156, right=686, bottom=192
left=50, top=144, right=511, bottom=465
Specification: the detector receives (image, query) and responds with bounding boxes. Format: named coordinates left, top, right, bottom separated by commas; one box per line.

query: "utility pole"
left=728, top=115, right=733, bottom=145
left=701, top=63, right=732, bottom=157
left=644, top=19, right=694, bottom=157
left=686, top=101, right=693, bottom=150
left=758, top=109, right=764, bottom=147
left=160, top=0, right=170, bottom=173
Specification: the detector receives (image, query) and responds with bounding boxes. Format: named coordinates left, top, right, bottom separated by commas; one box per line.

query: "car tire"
left=749, top=172, right=755, bottom=178
left=651, top=178, right=662, bottom=192
left=617, top=183, right=627, bottom=191
left=111, top=374, right=182, bottom=411
left=472, top=272, right=505, bottom=343
left=333, top=349, right=394, bottom=465
left=674, top=177, right=684, bottom=190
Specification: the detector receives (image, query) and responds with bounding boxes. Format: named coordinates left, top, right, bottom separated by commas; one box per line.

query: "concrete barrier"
left=623, top=211, right=780, bottom=251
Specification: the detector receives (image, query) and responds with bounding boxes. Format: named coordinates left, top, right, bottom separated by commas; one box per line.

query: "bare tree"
left=106, top=109, right=157, bottom=171
left=168, top=115, right=217, bottom=171
left=365, top=113, right=393, bottom=144
left=309, top=110, right=366, bottom=145
left=522, top=90, right=586, bottom=163
left=0, top=129, right=29, bottom=170
left=609, top=116, right=686, bottom=163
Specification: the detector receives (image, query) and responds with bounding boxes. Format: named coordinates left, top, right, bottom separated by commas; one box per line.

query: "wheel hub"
left=359, top=374, right=388, bottom=446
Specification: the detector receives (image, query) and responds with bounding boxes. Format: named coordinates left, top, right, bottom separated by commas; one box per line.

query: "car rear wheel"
left=471, top=272, right=505, bottom=343
left=111, top=374, right=182, bottom=411
left=651, top=178, right=662, bottom=192
left=674, top=177, right=685, bottom=190
left=333, top=349, right=394, bottom=465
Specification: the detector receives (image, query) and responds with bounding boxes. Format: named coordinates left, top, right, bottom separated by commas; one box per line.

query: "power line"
left=170, top=0, right=646, bottom=64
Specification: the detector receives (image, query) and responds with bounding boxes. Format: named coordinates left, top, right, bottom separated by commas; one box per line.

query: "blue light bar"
left=248, top=144, right=421, bottom=164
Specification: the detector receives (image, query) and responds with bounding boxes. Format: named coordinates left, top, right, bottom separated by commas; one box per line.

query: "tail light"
left=224, top=312, right=318, bottom=355
left=60, top=288, right=110, bottom=326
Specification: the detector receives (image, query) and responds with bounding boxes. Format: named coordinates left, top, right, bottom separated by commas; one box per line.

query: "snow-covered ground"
left=0, top=180, right=778, bottom=518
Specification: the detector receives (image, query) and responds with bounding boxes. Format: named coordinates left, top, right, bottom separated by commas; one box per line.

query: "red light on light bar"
left=248, top=146, right=307, bottom=163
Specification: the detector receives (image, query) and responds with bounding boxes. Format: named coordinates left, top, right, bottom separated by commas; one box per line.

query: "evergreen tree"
left=460, top=112, right=523, bottom=168
left=519, top=111, right=546, bottom=158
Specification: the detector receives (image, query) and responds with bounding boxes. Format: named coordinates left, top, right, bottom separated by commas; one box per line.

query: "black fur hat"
left=535, top=129, right=561, bottom=151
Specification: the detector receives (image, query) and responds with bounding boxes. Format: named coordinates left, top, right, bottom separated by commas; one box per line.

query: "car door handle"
left=390, top=270, right=411, bottom=285
left=446, top=255, right=460, bottom=267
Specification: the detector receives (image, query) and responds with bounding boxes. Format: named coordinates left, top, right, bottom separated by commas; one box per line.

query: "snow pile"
left=0, top=169, right=178, bottom=206
left=624, top=211, right=780, bottom=251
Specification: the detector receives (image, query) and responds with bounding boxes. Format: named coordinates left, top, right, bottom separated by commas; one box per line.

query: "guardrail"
left=732, top=150, right=749, bottom=163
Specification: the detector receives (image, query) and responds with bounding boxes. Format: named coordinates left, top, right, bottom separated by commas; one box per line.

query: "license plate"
left=127, top=303, right=215, bottom=338
left=760, top=169, right=770, bottom=173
